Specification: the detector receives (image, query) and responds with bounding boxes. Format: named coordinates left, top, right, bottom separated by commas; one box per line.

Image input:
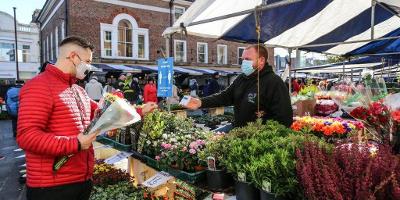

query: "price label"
left=207, top=157, right=216, bottom=171
left=142, top=171, right=173, bottom=188
left=238, top=172, right=246, bottom=182
left=104, top=151, right=132, bottom=164
left=262, top=180, right=271, bottom=192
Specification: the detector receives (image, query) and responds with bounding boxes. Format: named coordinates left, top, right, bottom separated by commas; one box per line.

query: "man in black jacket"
left=185, top=45, right=292, bottom=127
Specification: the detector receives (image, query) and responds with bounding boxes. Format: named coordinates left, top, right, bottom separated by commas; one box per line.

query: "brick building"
left=36, top=0, right=274, bottom=75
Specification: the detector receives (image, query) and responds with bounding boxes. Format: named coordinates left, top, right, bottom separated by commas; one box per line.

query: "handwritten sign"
left=104, top=151, right=132, bottom=164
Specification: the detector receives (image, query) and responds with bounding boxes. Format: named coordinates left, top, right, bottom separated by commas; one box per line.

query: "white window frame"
left=46, top=36, right=49, bottom=61
left=173, top=5, right=186, bottom=22
left=42, top=39, right=45, bottom=62
left=197, top=42, right=208, bottom=64
left=55, top=26, right=59, bottom=58
left=174, top=40, right=187, bottom=63
left=99, top=14, right=149, bottom=60
left=217, top=44, right=228, bottom=65
left=61, top=21, right=65, bottom=40
left=50, top=32, right=53, bottom=61
left=237, top=47, right=246, bottom=65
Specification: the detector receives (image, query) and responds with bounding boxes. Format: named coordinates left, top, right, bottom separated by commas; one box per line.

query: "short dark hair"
left=59, top=36, right=94, bottom=51
left=246, top=44, right=269, bottom=60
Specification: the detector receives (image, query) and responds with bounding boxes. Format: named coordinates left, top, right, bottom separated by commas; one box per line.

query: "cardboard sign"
left=142, top=171, right=173, bottom=188
left=104, top=151, right=132, bottom=164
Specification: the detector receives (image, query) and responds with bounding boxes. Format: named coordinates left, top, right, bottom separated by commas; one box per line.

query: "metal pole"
left=13, top=7, right=20, bottom=81
left=381, top=57, right=385, bottom=78
left=371, top=0, right=376, bottom=39
left=288, top=48, right=292, bottom=93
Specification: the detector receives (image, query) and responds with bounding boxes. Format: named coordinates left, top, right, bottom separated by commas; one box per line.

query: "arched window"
left=100, top=13, right=149, bottom=60
left=118, top=20, right=133, bottom=57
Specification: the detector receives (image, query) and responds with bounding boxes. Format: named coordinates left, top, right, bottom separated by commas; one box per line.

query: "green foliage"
left=89, top=181, right=144, bottom=200
left=298, top=85, right=319, bottom=97
left=216, top=120, right=332, bottom=199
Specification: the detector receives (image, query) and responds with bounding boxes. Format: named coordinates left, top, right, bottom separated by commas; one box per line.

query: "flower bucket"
left=235, top=180, right=259, bottom=200
left=206, top=169, right=233, bottom=191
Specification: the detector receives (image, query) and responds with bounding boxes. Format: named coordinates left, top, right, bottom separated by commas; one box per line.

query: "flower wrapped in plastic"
left=53, top=92, right=141, bottom=171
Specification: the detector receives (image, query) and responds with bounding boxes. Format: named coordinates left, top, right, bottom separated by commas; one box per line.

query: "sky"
left=0, top=0, right=47, bottom=24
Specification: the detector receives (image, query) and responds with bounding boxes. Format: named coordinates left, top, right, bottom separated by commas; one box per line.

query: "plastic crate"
left=167, top=168, right=206, bottom=184
left=96, top=135, right=132, bottom=152
left=143, top=155, right=163, bottom=171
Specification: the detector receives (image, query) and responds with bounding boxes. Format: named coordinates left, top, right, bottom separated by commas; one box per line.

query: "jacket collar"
left=45, top=64, right=77, bottom=85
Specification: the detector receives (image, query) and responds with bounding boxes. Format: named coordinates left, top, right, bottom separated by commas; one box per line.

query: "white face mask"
left=73, top=55, right=92, bottom=80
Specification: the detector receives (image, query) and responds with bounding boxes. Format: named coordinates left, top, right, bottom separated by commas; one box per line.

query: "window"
left=138, top=34, right=145, bottom=59
left=100, top=14, right=149, bottom=60
left=0, top=43, right=15, bottom=62
left=174, top=6, right=185, bottom=22
left=238, top=47, right=245, bottom=65
left=174, top=40, right=187, bottom=62
left=22, top=45, right=30, bottom=62
left=118, top=20, right=133, bottom=57
left=197, top=42, right=208, bottom=63
left=104, top=31, right=112, bottom=56
left=217, top=44, right=227, bottom=64
left=61, top=21, right=65, bottom=40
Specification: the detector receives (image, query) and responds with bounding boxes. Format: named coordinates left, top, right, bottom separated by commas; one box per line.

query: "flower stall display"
left=315, top=99, right=338, bottom=116
left=137, top=110, right=211, bottom=173
left=296, top=141, right=400, bottom=200
left=291, top=116, right=363, bottom=140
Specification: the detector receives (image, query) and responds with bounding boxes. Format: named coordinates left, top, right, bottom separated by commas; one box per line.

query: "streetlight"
left=13, top=7, right=20, bottom=81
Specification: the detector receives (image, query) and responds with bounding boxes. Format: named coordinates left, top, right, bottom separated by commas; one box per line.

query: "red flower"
left=392, top=110, right=400, bottom=123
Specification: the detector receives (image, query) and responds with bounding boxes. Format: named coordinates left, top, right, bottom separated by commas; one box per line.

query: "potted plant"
left=198, top=132, right=234, bottom=191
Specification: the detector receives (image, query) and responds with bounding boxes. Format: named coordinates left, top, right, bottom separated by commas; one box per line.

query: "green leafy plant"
left=217, top=120, right=331, bottom=199
left=89, top=181, right=144, bottom=200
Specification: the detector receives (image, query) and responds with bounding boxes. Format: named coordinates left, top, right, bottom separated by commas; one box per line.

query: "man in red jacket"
left=18, top=36, right=102, bottom=200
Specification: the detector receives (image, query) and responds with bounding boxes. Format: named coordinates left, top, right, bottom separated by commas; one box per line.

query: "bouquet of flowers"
left=291, top=116, right=363, bottom=140
left=53, top=92, right=141, bottom=171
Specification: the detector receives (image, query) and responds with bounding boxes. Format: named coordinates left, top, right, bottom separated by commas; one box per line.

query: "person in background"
left=103, top=78, right=114, bottom=94
left=207, top=72, right=221, bottom=96
left=131, top=77, right=142, bottom=104
left=292, top=78, right=301, bottom=93
left=85, top=76, right=103, bottom=101
left=115, top=74, right=126, bottom=91
left=189, top=79, right=199, bottom=97
left=123, top=73, right=136, bottom=104
left=298, top=79, right=305, bottom=90
left=318, top=81, right=326, bottom=91
left=327, top=81, right=334, bottom=91
left=144, top=78, right=157, bottom=103
left=6, top=80, right=24, bottom=137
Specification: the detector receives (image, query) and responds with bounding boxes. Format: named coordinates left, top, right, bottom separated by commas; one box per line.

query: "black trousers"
left=11, top=115, right=17, bottom=137
left=27, top=180, right=92, bottom=200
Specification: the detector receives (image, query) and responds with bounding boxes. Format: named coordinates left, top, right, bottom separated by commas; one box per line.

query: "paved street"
left=0, top=120, right=26, bottom=200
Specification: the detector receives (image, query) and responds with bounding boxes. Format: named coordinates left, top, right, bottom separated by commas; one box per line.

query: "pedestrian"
left=143, top=78, right=157, bottom=103
left=103, top=78, right=114, bottom=94
left=166, top=80, right=180, bottom=105
left=131, top=77, right=142, bottom=104
left=207, top=72, right=221, bottom=96
left=318, top=81, right=326, bottom=91
left=115, top=74, right=126, bottom=91
left=17, top=36, right=99, bottom=200
left=189, top=79, right=198, bottom=97
left=6, top=80, right=24, bottom=138
left=85, top=76, right=103, bottom=101
left=184, top=45, right=292, bottom=127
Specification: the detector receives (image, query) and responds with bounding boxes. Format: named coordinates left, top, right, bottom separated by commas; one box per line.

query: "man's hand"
left=185, top=98, right=202, bottom=110
left=77, top=132, right=97, bottom=150
left=142, top=102, right=158, bottom=115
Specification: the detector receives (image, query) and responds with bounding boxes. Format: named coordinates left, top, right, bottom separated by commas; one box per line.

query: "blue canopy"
left=164, top=0, right=400, bottom=56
